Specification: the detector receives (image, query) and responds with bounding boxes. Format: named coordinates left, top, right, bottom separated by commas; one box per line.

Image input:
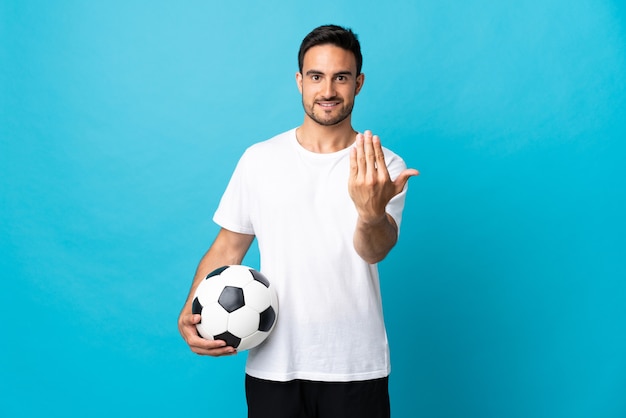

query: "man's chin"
left=308, top=112, right=351, bottom=127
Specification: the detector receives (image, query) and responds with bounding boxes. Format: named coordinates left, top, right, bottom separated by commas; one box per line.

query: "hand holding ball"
left=192, top=265, right=278, bottom=351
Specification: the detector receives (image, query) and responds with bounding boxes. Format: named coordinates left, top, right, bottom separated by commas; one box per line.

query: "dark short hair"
left=298, top=25, right=363, bottom=75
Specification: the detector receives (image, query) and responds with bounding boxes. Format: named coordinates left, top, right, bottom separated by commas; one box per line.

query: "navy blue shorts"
left=245, top=374, right=390, bottom=418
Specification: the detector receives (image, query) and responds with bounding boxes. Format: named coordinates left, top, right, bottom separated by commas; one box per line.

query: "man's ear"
left=296, top=72, right=303, bottom=94
left=355, top=73, right=365, bottom=96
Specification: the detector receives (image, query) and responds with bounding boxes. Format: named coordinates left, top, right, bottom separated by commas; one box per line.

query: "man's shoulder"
left=236, top=128, right=297, bottom=171
left=379, top=144, right=405, bottom=163
left=379, top=145, right=407, bottom=178
left=246, top=128, right=296, bottom=153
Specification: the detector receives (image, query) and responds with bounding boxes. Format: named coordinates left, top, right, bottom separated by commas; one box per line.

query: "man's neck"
left=296, top=118, right=357, bottom=154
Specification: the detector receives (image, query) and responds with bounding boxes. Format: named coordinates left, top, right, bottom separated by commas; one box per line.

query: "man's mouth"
left=317, top=101, right=340, bottom=109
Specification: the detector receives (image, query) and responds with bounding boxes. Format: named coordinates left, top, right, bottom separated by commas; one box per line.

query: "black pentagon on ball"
left=205, top=265, right=229, bottom=280
left=250, top=269, right=270, bottom=288
left=214, top=331, right=241, bottom=348
left=191, top=297, right=203, bottom=315
left=259, top=306, right=276, bottom=332
left=218, top=286, right=245, bottom=313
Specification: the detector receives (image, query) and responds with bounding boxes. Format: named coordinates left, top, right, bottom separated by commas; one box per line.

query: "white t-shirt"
left=213, top=128, right=409, bottom=382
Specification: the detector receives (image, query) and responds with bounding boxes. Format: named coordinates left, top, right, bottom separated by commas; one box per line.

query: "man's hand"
left=178, top=310, right=237, bottom=356
left=348, top=130, right=419, bottom=225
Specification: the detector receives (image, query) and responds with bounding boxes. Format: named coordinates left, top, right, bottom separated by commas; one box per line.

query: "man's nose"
left=321, top=79, right=336, bottom=98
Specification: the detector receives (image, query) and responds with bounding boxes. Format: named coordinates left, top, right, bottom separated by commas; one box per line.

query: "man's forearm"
left=353, top=213, right=398, bottom=264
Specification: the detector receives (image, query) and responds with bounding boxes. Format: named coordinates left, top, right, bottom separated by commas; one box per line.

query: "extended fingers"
left=363, top=131, right=377, bottom=172
left=350, top=135, right=361, bottom=177
left=354, top=131, right=383, bottom=176
left=372, top=134, right=390, bottom=180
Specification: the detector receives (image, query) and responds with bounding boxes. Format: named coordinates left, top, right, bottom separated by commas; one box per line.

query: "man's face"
left=297, top=44, right=364, bottom=127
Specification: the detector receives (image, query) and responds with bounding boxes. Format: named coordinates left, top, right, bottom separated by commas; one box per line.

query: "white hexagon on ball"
left=228, top=306, right=260, bottom=337
left=198, top=302, right=229, bottom=338
left=243, top=280, right=272, bottom=312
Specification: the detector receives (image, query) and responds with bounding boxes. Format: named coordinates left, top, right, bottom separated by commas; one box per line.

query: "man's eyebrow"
left=305, top=69, right=354, bottom=77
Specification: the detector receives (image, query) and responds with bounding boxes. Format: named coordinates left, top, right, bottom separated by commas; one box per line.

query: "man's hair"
left=298, top=25, right=363, bottom=75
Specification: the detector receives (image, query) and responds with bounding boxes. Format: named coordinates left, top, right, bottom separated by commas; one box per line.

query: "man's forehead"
left=302, top=44, right=357, bottom=74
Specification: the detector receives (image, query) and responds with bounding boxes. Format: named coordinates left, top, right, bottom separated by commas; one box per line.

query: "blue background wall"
left=2, top=1, right=625, bottom=417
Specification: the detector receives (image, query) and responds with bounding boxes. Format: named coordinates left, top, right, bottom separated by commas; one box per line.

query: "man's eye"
left=311, top=75, right=320, bottom=81
left=336, top=76, right=346, bottom=81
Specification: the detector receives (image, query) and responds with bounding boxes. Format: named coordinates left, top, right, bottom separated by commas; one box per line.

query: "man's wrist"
left=357, top=213, right=388, bottom=228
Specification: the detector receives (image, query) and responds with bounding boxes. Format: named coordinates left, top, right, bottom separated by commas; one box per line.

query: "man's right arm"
left=177, top=228, right=255, bottom=356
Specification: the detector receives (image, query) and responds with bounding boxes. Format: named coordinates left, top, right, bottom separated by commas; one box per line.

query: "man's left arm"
left=349, top=131, right=419, bottom=264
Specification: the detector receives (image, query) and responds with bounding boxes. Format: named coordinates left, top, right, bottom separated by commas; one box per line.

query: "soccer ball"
left=192, top=265, right=278, bottom=351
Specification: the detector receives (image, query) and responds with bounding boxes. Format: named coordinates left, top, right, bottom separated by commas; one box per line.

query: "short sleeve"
left=213, top=150, right=255, bottom=235
left=384, top=150, right=409, bottom=236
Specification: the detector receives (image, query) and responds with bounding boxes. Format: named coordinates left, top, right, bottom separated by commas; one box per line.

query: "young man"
left=178, top=24, right=418, bottom=417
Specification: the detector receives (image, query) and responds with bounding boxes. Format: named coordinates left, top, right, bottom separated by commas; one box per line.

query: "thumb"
left=393, top=168, right=419, bottom=194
